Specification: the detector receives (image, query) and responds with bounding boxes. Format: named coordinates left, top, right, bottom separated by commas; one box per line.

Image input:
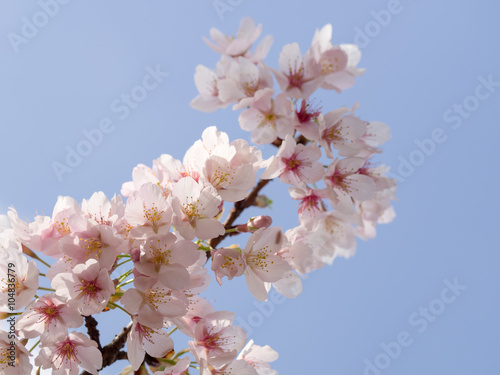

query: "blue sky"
left=1, top=0, right=499, bottom=374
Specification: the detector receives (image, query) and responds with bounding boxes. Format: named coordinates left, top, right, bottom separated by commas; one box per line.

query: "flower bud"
left=236, top=215, right=273, bottom=233
left=253, top=195, right=273, bottom=208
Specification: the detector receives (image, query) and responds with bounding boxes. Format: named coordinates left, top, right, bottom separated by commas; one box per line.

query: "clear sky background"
left=1, top=1, right=499, bottom=374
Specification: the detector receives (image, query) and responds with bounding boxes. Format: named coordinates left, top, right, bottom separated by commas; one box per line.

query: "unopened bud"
left=130, top=248, right=141, bottom=262
left=253, top=195, right=273, bottom=208
left=236, top=215, right=273, bottom=233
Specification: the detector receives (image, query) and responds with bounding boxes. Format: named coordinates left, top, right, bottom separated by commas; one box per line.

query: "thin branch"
left=208, top=178, right=271, bottom=251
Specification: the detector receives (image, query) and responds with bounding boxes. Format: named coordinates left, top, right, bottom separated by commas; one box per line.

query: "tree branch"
left=208, top=178, right=271, bottom=250
left=84, top=315, right=102, bottom=351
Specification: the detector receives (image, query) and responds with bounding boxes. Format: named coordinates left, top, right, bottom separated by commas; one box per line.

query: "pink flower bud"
left=248, top=215, right=272, bottom=230
left=130, top=247, right=141, bottom=263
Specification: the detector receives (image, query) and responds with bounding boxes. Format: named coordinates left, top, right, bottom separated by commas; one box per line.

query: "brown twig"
left=84, top=315, right=103, bottom=351
left=208, top=178, right=272, bottom=251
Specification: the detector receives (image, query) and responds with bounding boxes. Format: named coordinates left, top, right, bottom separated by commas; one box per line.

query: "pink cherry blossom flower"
left=310, top=24, right=365, bottom=92
left=125, top=183, right=173, bottom=237
left=242, top=227, right=292, bottom=301
left=217, top=58, right=273, bottom=106
left=81, top=191, right=125, bottom=228
left=318, top=105, right=368, bottom=158
left=170, top=296, right=215, bottom=338
left=237, top=89, right=294, bottom=144
left=17, top=293, right=83, bottom=340
left=190, top=62, right=230, bottom=113
left=52, top=259, right=114, bottom=316
left=270, top=43, right=322, bottom=99
left=288, top=186, right=328, bottom=227
left=304, top=212, right=357, bottom=264
left=211, top=247, right=247, bottom=285
left=324, top=157, right=376, bottom=214
left=134, top=233, right=199, bottom=290
left=8, top=196, right=80, bottom=258
left=171, top=177, right=224, bottom=240
left=355, top=186, right=396, bottom=240
left=204, top=17, right=262, bottom=58
left=35, top=331, right=102, bottom=375
left=353, top=120, right=392, bottom=158
left=0, top=329, right=32, bottom=374
left=153, top=357, right=190, bottom=375
left=291, top=99, right=323, bottom=141
left=121, top=283, right=188, bottom=328
left=237, top=339, right=279, bottom=375
left=199, top=358, right=258, bottom=375
left=127, top=317, right=174, bottom=371
left=0, top=249, right=38, bottom=311
left=58, top=222, right=125, bottom=270
left=261, top=135, right=324, bottom=187
left=189, top=311, right=247, bottom=368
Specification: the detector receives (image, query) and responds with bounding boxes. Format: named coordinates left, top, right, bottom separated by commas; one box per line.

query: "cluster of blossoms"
left=0, top=18, right=396, bottom=374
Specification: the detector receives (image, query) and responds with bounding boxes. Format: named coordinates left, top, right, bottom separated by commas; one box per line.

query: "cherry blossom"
left=35, top=331, right=102, bottom=375
left=324, top=157, right=376, bottom=214
left=17, top=293, right=83, bottom=340
left=189, top=311, right=247, bottom=368
left=270, top=43, right=322, bottom=99
left=310, top=24, right=365, bottom=92
left=291, top=99, right=323, bottom=141
left=0, top=249, right=38, bottom=311
left=237, top=340, right=279, bottom=375
left=52, top=259, right=114, bottom=316
left=125, top=183, right=172, bottom=237
left=217, top=58, right=273, bottom=106
left=127, top=317, right=174, bottom=371
left=134, top=233, right=199, bottom=290
left=171, top=177, right=225, bottom=240
left=121, top=282, right=188, bottom=328
left=211, top=247, right=247, bottom=285
left=237, top=89, right=294, bottom=144
left=242, top=227, right=291, bottom=301
left=199, top=358, right=258, bottom=375
left=204, top=17, right=262, bottom=58
left=183, top=126, right=262, bottom=202
left=261, top=135, right=324, bottom=187
left=153, top=357, right=190, bottom=375
left=318, top=105, right=368, bottom=158
left=0, top=329, right=32, bottom=374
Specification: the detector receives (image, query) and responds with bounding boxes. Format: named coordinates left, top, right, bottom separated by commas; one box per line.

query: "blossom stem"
left=116, top=278, right=134, bottom=288
left=115, top=258, right=132, bottom=268
left=117, top=269, right=133, bottom=283
left=173, top=348, right=190, bottom=359
left=225, top=227, right=238, bottom=234
left=21, top=244, right=52, bottom=268
left=29, top=339, right=41, bottom=353
left=167, top=326, right=178, bottom=335
left=108, top=302, right=132, bottom=317
left=38, top=287, right=55, bottom=292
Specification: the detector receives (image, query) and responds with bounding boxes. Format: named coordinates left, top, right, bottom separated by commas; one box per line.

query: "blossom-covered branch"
left=0, top=17, right=396, bottom=375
